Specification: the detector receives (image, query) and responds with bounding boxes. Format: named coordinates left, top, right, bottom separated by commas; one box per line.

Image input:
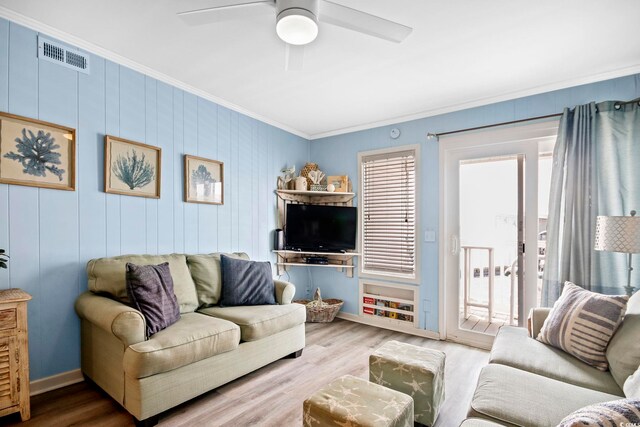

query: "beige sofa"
left=465, top=290, right=640, bottom=426
left=75, top=253, right=306, bottom=425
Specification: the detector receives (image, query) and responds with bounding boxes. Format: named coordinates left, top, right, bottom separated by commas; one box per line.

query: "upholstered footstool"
left=370, top=340, right=445, bottom=426
left=303, top=374, right=414, bottom=427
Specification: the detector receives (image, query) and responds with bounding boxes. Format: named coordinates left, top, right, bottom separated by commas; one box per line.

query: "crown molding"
left=2, top=6, right=638, bottom=142
left=310, top=64, right=640, bottom=140
left=0, top=6, right=310, bottom=140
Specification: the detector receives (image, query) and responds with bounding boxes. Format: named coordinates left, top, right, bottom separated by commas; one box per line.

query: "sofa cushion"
left=537, top=282, right=628, bottom=371
left=123, top=313, right=240, bottom=378
left=198, top=303, right=305, bottom=342
left=219, top=256, right=276, bottom=307
left=186, top=252, right=249, bottom=307
left=558, top=398, right=640, bottom=427
left=469, top=364, right=623, bottom=427
left=607, top=290, right=640, bottom=389
left=87, top=254, right=199, bottom=314
left=625, top=365, right=640, bottom=398
left=490, top=326, right=623, bottom=396
left=126, top=262, right=180, bottom=336
left=460, top=419, right=507, bottom=427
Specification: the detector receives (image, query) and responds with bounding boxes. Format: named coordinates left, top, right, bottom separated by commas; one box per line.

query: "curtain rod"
left=428, top=113, right=562, bottom=138
left=427, top=97, right=639, bottom=138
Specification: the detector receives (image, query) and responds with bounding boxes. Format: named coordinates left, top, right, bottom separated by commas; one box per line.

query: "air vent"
left=38, top=36, right=90, bottom=74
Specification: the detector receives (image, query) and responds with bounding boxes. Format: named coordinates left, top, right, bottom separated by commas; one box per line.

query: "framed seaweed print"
left=104, top=135, right=161, bottom=198
left=184, top=155, right=223, bottom=205
left=0, top=112, right=76, bottom=191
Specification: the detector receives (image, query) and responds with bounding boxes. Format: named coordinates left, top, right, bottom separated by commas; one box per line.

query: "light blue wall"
left=1, top=16, right=639, bottom=382
left=310, top=73, right=640, bottom=333
left=0, top=19, right=309, bottom=381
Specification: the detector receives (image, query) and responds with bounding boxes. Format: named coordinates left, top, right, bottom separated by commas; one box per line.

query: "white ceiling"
left=1, top=0, right=639, bottom=139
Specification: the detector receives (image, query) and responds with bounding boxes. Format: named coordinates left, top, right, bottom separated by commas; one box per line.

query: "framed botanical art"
left=327, top=175, right=349, bottom=193
left=104, top=135, right=161, bottom=198
left=0, top=111, right=75, bottom=191
left=184, top=155, right=223, bottom=205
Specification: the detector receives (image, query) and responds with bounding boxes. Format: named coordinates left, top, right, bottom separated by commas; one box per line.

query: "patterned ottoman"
left=369, top=340, right=445, bottom=426
left=303, top=374, right=414, bottom=427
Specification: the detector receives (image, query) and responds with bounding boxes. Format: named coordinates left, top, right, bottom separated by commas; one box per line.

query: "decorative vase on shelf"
left=300, top=162, right=318, bottom=187
left=294, top=177, right=308, bottom=191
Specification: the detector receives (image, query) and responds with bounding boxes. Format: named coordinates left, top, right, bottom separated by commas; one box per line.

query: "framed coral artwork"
left=184, top=155, right=223, bottom=205
left=104, top=135, right=161, bottom=198
left=0, top=112, right=76, bottom=191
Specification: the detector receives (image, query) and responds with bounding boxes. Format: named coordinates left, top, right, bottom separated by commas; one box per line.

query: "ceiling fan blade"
left=178, top=1, right=274, bottom=25
left=319, top=0, right=412, bottom=43
left=285, top=43, right=305, bottom=72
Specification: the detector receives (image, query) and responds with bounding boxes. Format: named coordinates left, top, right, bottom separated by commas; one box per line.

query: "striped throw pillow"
left=558, top=398, right=640, bottom=426
left=537, top=282, right=629, bottom=371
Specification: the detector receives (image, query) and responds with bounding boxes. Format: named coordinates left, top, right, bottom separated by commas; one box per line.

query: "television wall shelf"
left=274, top=188, right=358, bottom=277
left=273, top=250, right=361, bottom=277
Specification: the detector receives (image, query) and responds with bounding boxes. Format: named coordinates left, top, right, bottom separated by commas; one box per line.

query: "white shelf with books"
left=359, top=280, right=419, bottom=328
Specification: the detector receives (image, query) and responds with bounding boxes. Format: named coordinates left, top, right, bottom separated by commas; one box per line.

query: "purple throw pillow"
left=126, top=262, right=180, bottom=336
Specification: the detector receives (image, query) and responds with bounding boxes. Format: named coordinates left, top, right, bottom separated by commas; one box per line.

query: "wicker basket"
left=295, top=288, right=343, bottom=323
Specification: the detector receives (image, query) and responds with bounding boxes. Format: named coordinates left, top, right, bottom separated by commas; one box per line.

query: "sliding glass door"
left=440, top=121, right=558, bottom=348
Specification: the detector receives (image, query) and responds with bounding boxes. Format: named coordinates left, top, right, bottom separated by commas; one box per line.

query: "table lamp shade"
left=594, top=215, right=640, bottom=254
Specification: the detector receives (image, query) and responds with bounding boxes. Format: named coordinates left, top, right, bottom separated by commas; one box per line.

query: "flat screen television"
left=285, top=204, right=357, bottom=252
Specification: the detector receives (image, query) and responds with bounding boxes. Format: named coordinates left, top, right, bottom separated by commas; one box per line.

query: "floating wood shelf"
left=273, top=250, right=360, bottom=276
left=275, top=189, right=356, bottom=204
left=277, top=263, right=356, bottom=269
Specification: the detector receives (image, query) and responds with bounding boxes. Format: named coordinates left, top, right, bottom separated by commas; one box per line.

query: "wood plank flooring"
left=2, top=319, right=488, bottom=427
left=460, top=313, right=507, bottom=335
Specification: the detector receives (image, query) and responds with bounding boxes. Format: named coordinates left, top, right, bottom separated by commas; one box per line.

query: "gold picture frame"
left=104, top=135, right=161, bottom=198
left=0, top=111, right=76, bottom=191
left=184, top=154, right=224, bottom=205
left=327, top=175, right=349, bottom=193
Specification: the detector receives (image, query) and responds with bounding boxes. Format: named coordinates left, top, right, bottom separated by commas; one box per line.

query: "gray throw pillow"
left=126, top=262, right=180, bottom=336
left=537, top=281, right=628, bottom=371
left=219, top=255, right=276, bottom=307
left=557, top=398, right=640, bottom=426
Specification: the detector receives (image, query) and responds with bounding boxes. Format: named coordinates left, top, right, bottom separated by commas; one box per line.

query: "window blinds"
left=361, top=149, right=416, bottom=276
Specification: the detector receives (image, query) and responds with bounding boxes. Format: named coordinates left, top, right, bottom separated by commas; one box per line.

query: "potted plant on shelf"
left=0, top=249, right=8, bottom=270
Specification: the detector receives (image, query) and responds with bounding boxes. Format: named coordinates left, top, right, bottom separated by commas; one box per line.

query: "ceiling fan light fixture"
left=276, top=8, right=318, bottom=45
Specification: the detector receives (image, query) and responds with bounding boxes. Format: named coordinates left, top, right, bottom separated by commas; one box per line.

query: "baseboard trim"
left=30, top=369, right=84, bottom=396
left=336, top=312, right=441, bottom=340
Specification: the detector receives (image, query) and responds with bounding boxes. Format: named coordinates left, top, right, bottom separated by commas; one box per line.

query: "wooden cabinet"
left=0, top=289, right=31, bottom=422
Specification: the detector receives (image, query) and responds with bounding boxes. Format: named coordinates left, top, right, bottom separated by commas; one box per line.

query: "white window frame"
left=358, top=144, right=420, bottom=284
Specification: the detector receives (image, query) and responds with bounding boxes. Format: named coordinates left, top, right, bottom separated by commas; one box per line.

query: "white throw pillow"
left=537, top=282, right=628, bottom=371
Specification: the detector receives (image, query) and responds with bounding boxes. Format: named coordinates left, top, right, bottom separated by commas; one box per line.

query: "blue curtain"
left=541, top=99, right=640, bottom=306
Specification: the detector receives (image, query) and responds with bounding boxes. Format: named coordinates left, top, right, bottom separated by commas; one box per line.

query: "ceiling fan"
left=177, top=0, right=412, bottom=71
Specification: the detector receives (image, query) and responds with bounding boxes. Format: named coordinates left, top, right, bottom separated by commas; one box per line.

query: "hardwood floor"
left=2, top=319, right=488, bottom=427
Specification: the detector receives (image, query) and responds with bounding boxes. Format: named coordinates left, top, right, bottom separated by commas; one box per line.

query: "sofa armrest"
left=274, top=279, right=296, bottom=304
left=528, top=307, right=552, bottom=338
left=75, top=292, right=146, bottom=346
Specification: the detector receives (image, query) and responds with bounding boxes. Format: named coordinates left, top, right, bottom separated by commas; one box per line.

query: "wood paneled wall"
left=0, top=19, right=309, bottom=381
